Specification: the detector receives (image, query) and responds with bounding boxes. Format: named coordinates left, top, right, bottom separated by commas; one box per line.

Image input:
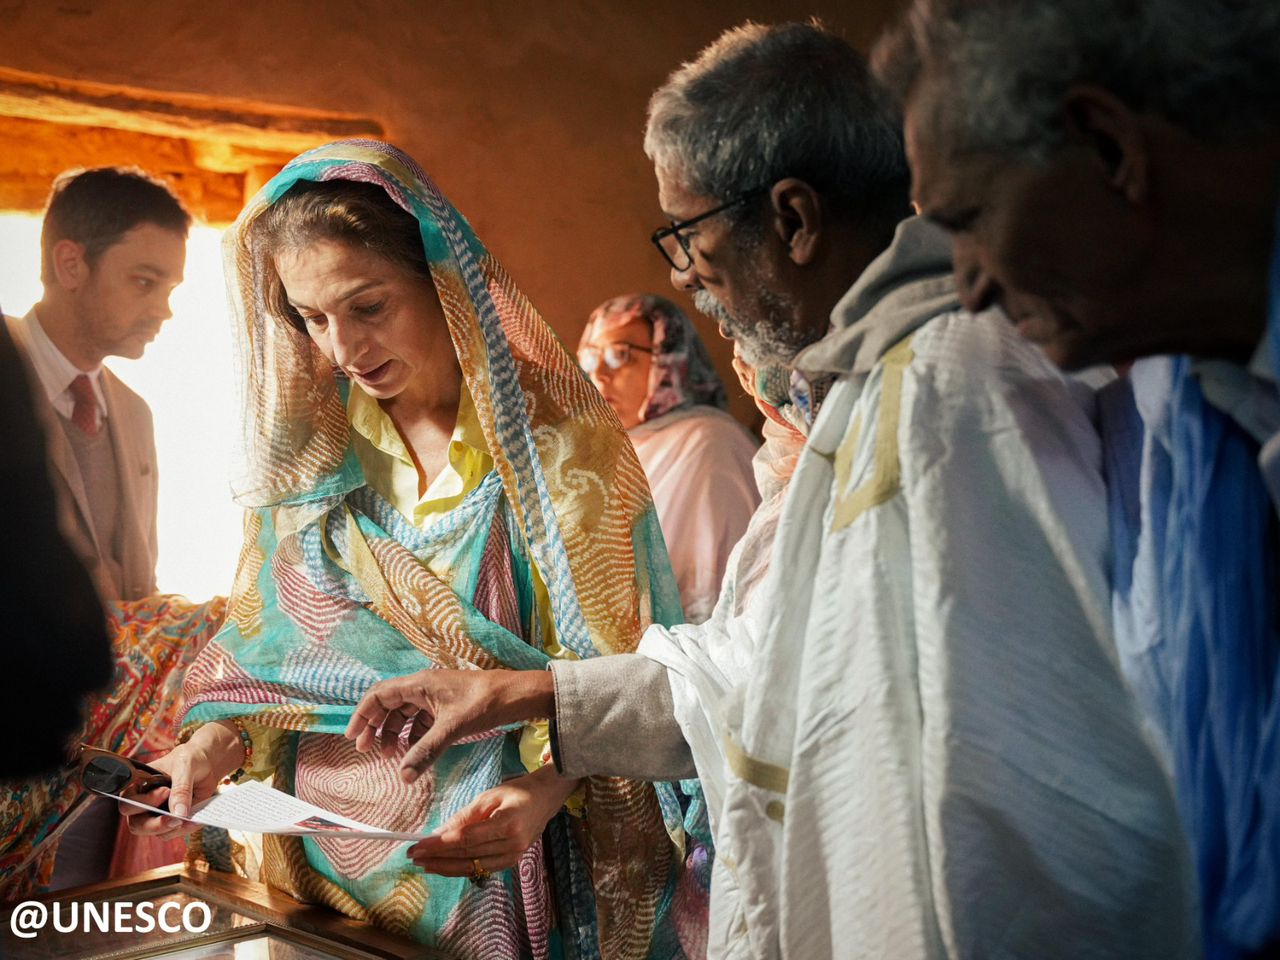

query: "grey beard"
left=691, top=287, right=815, bottom=369
left=692, top=288, right=734, bottom=325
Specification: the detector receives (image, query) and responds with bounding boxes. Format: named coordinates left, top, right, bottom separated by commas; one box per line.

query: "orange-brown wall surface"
left=0, top=0, right=900, bottom=427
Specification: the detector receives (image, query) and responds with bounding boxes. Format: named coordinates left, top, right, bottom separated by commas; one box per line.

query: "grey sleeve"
left=549, top=654, right=697, bottom=781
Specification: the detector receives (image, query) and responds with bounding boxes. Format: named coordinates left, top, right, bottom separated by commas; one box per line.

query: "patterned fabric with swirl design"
left=181, top=140, right=686, bottom=960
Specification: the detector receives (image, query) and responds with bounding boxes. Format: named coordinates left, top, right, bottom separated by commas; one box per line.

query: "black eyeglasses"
left=650, top=185, right=770, bottom=271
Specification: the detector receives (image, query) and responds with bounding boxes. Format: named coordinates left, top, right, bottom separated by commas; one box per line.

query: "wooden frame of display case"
left=1, top=863, right=447, bottom=959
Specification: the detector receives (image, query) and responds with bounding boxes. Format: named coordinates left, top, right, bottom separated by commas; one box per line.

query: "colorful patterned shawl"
left=182, top=140, right=685, bottom=960
left=0, top=595, right=227, bottom=897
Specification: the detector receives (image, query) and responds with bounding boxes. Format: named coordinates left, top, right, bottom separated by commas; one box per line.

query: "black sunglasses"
left=77, top=744, right=172, bottom=801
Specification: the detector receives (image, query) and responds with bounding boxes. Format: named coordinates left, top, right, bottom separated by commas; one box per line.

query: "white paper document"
left=116, top=779, right=424, bottom=842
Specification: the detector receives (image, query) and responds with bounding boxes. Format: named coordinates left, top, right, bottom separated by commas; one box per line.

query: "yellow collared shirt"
left=347, top=382, right=493, bottom=524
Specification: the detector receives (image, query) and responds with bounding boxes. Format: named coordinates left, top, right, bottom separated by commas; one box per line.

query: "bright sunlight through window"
left=1, top=213, right=243, bottom=601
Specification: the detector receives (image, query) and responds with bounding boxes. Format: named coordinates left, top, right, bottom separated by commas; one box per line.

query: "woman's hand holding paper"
left=119, top=720, right=244, bottom=840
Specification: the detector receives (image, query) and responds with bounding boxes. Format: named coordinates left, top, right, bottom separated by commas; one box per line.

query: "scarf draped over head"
left=580, top=293, right=726, bottom=422
left=184, top=139, right=684, bottom=959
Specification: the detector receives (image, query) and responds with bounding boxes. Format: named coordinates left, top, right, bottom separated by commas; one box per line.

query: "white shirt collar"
left=20, top=307, right=109, bottom=424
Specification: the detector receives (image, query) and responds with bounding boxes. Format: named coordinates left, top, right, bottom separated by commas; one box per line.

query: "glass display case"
left=1, top=865, right=445, bottom=959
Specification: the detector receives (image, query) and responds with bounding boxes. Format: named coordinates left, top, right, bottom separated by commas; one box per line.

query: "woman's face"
left=578, top=318, right=653, bottom=429
left=275, top=240, right=453, bottom=408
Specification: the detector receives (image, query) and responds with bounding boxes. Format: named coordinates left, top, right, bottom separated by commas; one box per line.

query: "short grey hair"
left=873, top=0, right=1280, bottom=161
left=645, top=20, right=911, bottom=248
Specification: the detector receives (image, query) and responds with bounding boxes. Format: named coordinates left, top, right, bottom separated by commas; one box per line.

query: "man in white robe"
left=639, top=216, right=1195, bottom=958
left=345, top=22, right=1197, bottom=959
left=873, top=3, right=1280, bottom=955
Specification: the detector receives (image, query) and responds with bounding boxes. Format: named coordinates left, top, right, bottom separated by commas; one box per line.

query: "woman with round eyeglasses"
left=578, top=294, right=760, bottom=624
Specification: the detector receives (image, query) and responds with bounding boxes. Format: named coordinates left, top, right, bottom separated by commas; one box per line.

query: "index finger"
left=419, top=811, right=513, bottom=856
left=345, top=677, right=422, bottom=744
left=432, top=814, right=506, bottom=849
left=118, top=784, right=169, bottom=819
left=120, top=787, right=185, bottom=834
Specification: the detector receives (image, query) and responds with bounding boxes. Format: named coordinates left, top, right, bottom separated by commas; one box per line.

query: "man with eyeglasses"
left=345, top=21, right=1193, bottom=958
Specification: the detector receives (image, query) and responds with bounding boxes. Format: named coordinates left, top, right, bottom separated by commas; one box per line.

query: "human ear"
left=51, top=239, right=89, bottom=292
left=769, top=178, right=824, bottom=266
left=1062, top=85, right=1149, bottom=205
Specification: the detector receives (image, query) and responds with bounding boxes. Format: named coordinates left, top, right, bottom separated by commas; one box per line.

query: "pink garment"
left=629, top=406, right=760, bottom=623
left=109, top=819, right=186, bottom=878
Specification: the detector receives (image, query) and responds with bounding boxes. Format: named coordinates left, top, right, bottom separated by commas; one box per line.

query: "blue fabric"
left=1270, top=201, right=1280, bottom=388
left=1107, top=205, right=1280, bottom=959
left=1099, top=373, right=1177, bottom=763
left=1160, top=355, right=1280, bottom=959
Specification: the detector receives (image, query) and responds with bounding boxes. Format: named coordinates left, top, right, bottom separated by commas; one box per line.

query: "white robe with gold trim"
left=639, top=218, right=1198, bottom=960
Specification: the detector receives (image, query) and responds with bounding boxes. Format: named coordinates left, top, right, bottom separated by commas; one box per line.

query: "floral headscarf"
left=185, top=140, right=684, bottom=959
left=580, top=294, right=727, bottom=422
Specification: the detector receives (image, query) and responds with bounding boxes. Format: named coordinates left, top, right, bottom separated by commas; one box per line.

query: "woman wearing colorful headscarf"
left=121, top=141, right=686, bottom=960
left=578, top=295, right=759, bottom=623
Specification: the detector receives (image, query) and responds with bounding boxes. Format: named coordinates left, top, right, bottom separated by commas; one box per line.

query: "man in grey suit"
left=5, top=166, right=189, bottom=887
left=6, top=167, right=189, bottom=603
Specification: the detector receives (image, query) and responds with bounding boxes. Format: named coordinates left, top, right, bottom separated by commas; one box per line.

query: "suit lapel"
left=44, top=397, right=100, bottom=556
left=102, top=370, right=150, bottom=586
left=5, top=313, right=101, bottom=557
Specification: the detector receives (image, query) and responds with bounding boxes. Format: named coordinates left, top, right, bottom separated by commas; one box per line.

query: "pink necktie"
left=69, top=374, right=100, bottom=437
